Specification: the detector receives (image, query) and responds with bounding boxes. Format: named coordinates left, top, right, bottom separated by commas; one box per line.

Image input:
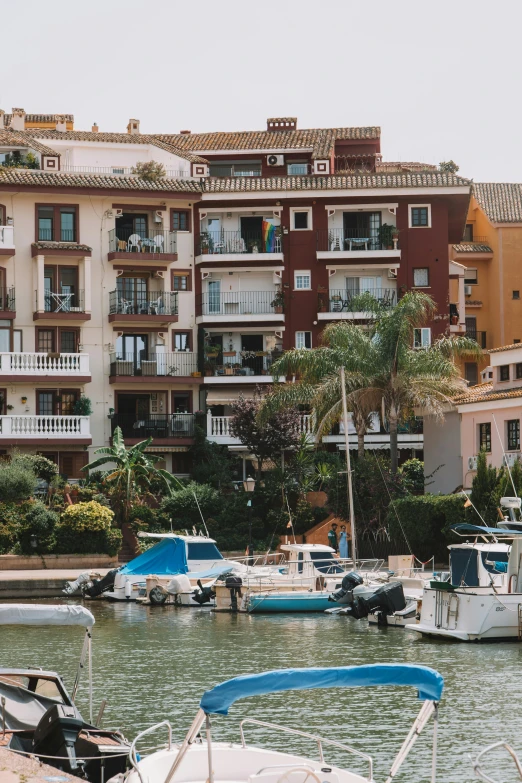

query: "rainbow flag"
left=262, top=220, right=276, bottom=252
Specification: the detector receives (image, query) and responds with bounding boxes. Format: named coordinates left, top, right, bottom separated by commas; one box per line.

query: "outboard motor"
left=225, top=575, right=243, bottom=612
left=328, top=571, right=364, bottom=603
left=192, top=579, right=216, bottom=606
left=32, top=703, right=84, bottom=772
left=84, top=568, right=119, bottom=598
left=344, top=582, right=407, bottom=624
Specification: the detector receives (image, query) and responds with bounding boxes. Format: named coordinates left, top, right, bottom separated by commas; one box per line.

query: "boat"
left=116, top=663, right=444, bottom=783
left=472, top=740, right=522, bottom=782
left=0, top=604, right=129, bottom=782
left=405, top=497, right=518, bottom=641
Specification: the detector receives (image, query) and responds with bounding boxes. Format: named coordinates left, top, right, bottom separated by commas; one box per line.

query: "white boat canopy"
left=0, top=604, right=95, bottom=628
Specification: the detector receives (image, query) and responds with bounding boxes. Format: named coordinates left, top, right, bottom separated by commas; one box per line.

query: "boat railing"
left=129, top=720, right=173, bottom=782
left=473, top=740, right=522, bottom=782
left=225, top=552, right=287, bottom=568
left=239, top=718, right=373, bottom=781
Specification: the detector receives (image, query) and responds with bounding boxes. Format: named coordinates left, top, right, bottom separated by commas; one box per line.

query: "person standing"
left=327, top=522, right=338, bottom=553
left=338, top=524, right=349, bottom=560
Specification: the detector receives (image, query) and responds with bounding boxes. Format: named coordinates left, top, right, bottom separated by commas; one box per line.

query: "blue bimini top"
left=199, top=664, right=444, bottom=715
left=119, top=537, right=188, bottom=576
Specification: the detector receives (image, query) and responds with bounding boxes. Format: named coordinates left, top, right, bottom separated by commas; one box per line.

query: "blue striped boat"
left=247, top=591, right=332, bottom=613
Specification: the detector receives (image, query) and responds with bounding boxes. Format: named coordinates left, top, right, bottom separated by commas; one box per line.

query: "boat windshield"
left=187, top=542, right=223, bottom=561
left=309, top=552, right=344, bottom=574
left=481, top=550, right=509, bottom=573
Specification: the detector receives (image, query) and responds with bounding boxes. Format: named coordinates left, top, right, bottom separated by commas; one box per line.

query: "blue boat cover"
left=119, top=537, right=188, bottom=576
left=452, top=524, right=522, bottom=536
left=200, top=664, right=444, bottom=715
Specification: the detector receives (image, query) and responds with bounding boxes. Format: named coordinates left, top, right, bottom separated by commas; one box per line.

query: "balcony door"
left=116, top=334, right=149, bottom=370
left=116, top=277, right=148, bottom=313
left=44, top=267, right=78, bottom=312
left=208, top=280, right=221, bottom=314
left=37, top=389, right=79, bottom=416
left=343, top=212, right=381, bottom=248
left=240, top=216, right=263, bottom=251
left=241, top=334, right=263, bottom=373
left=346, top=276, right=381, bottom=295
left=207, top=217, right=221, bottom=249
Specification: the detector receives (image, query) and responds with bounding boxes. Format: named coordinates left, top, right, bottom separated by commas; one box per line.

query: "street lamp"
left=243, top=477, right=256, bottom=563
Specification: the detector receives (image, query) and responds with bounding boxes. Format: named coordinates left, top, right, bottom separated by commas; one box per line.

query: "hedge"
left=54, top=501, right=121, bottom=555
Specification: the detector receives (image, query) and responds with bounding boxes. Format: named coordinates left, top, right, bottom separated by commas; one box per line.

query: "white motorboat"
left=406, top=497, right=519, bottom=641
left=0, top=604, right=129, bottom=782
left=114, top=662, right=444, bottom=783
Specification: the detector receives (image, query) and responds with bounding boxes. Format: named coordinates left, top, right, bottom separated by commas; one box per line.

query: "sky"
left=1, top=0, right=520, bottom=182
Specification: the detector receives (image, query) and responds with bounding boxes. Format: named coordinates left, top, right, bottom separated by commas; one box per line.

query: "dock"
left=0, top=746, right=84, bottom=782
left=0, top=569, right=112, bottom=599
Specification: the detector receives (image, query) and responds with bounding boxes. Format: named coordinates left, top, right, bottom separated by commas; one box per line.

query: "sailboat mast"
left=340, top=365, right=358, bottom=565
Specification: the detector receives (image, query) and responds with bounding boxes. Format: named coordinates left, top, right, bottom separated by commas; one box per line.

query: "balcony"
left=0, top=287, right=15, bottom=318
left=108, top=291, right=178, bottom=323
left=109, top=351, right=198, bottom=381
left=196, top=291, right=284, bottom=324
left=34, top=290, right=88, bottom=320
left=318, top=288, right=397, bottom=320
left=0, top=352, right=90, bottom=382
left=62, top=165, right=189, bottom=178
left=111, top=413, right=195, bottom=441
left=0, top=415, right=91, bottom=443
left=207, top=413, right=311, bottom=445
left=316, top=229, right=401, bottom=261
left=108, top=228, right=177, bottom=262
left=204, top=350, right=282, bottom=381
left=0, top=225, right=15, bottom=257
left=466, top=330, right=488, bottom=349
left=196, top=230, right=283, bottom=264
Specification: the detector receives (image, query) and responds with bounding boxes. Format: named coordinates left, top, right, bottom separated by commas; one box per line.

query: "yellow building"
left=450, top=183, right=522, bottom=385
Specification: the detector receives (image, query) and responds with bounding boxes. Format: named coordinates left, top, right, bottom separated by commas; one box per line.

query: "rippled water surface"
left=1, top=599, right=520, bottom=782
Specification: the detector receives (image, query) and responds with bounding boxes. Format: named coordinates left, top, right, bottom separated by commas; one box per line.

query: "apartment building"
left=0, top=110, right=471, bottom=476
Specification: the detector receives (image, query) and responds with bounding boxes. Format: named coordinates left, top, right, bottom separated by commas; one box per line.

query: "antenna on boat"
left=340, top=366, right=358, bottom=565
left=192, top=490, right=210, bottom=538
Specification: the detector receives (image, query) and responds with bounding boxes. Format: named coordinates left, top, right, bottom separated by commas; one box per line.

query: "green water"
left=1, top=599, right=519, bottom=782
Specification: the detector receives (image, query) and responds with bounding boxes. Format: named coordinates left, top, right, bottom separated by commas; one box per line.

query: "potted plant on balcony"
left=271, top=287, right=285, bottom=314
left=391, top=226, right=400, bottom=247
left=73, top=396, right=93, bottom=416
left=248, top=240, right=259, bottom=254
left=205, top=342, right=221, bottom=358
left=222, top=350, right=236, bottom=357
left=200, top=231, right=211, bottom=254
left=379, top=223, right=394, bottom=250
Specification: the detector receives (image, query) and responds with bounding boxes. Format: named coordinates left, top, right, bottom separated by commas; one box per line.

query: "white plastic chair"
left=127, top=234, right=141, bottom=252
left=148, top=296, right=163, bottom=315
left=152, top=235, right=164, bottom=253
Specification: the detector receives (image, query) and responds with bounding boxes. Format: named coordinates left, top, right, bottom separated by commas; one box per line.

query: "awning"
left=144, top=446, right=189, bottom=453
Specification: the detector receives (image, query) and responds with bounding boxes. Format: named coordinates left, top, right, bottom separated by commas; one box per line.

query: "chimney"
left=10, top=108, right=25, bottom=131
left=55, top=114, right=67, bottom=132
left=91, top=123, right=99, bottom=132
left=127, top=119, right=140, bottom=135
left=179, top=130, right=191, bottom=135
left=267, top=117, right=297, bottom=132
left=0, top=110, right=5, bottom=129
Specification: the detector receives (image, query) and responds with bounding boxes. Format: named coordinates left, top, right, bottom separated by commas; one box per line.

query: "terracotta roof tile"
left=202, top=172, right=471, bottom=193
left=376, top=161, right=438, bottom=173
left=488, top=343, right=522, bottom=353
left=0, top=168, right=201, bottom=192
left=452, top=242, right=493, bottom=252
left=32, top=241, right=92, bottom=252
left=474, top=183, right=522, bottom=224
left=0, top=129, right=60, bottom=157
left=2, top=113, right=74, bottom=124
left=155, top=126, right=380, bottom=159
left=453, top=382, right=522, bottom=405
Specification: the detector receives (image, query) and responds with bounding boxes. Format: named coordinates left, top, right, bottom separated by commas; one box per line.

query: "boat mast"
left=340, top=365, right=358, bottom=565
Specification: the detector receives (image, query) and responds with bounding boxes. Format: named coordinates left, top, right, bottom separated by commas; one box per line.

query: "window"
left=499, top=365, right=510, bottom=382
left=296, top=331, right=312, bottom=349
left=37, top=205, right=78, bottom=243
left=60, top=330, right=79, bottom=353
left=172, top=392, right=191, bottom=413
left=37, top=330, right=54, bottom=352
left=517, top=363, right=522, bottom=379
left=171, top=210, right=190, bottom=232
left=291, top=208, right=312, bottom=231
left=514, top=291, right=520, bottom=300
left=464, top=268, right=478, bottom=285
left=508, top=420, right=520, bottom=451
left=294, top=271, right=311, bottom=290
left=413, top=328, right=431, bottom=348
left=287, top=162, right=308, bottom=175
left=479, top=423, right=492, bottom=452
left=413, top=268, right=429, bottom=287
left=173, top=332, right=191, bottom=352
left=463, top=224, right=474, bottom=242
left=172, top=273, right=190, bottom=291
left=208, top=161, right=261, bottom=177
left=409, top=205, right=431, bottom=228
left=44, top=266, right=79, bottom=311
left=465, top=362, right=478, bottom=386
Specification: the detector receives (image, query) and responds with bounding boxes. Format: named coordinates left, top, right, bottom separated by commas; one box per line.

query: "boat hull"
left=247, top=591, right=333, bottom=613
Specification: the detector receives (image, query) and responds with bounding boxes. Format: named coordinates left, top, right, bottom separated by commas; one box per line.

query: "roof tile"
left=474, top=183, right=522, bottom=224
left=0, top=168, right=201, bottom=192
left=453, top=382, right=522, bottom=405
left=452, top=242, right=493, bottom=253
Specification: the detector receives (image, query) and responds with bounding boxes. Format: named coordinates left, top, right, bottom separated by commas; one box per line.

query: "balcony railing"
left=108, top=228, right=177, bottom=255
left=208, top=413, right=311, bottom=439
left=466, top=330, right=487, bottom=349
left=111, top=413, right=195, bottom=439
left=319, top=289, right=397, bottom=313
left=205, top=350, right=282, bottom=377
left=36, top=290, right=85, bottom=313
left=0, top=352, right=89, bottom=375
left=62, top=165, right=189, bottom=178
left=317, top=228, right=399, bottom=252
left=109, top=291, right=178, bottom=316
left=0, top=226, right=14, bottom=250
left=38, top=228, right=77, bottom=243
left=461, top=236, right=489, bottom=244
left=110, top=352, right=197, bottom=377
left=196, top=291, right=281, bottom=317
left=197, top=230, right=282, bottom=256
left=208, top=166, right=262, bottom=178
left=0, top=415, right=90, bottom=438
left=0, top=288, right=15, bottom=311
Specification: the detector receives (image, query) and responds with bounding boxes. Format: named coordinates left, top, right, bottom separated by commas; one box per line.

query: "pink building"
left=423, top=344, right=522, bottom=493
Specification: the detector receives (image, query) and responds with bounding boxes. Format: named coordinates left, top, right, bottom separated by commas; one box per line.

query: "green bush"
left=60, top=501, right=114, bottom=531
left=160, top=483, right=222, bottom=528
left=400, top=459, right=425, bottom=494
left=54, top=501, right=119, bottom=555
left=0, top=503, right=21, bottom=554
left=17, top=501, right=58, bottom=555
left=386, top=494, right=467, bottom=564
left=0, top=463, right=36, bottom=503
left=12, top=453, right=58, bottom=483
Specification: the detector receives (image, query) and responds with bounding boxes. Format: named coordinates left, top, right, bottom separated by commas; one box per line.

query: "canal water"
left=1, top=599, right=520, bottom=782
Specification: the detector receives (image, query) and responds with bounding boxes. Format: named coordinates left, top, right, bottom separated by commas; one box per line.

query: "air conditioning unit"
left=267, top=154, right=284, bottom=167
left=388, top=269, right=398, bottom=279
left=114, top=209, right=123, bottom=219
left=154, top=210, right=164, bottom=223
left=503, top=453, right=521, bottom=467
left=464, top=285, right=472, bottom=296
left=105, top=210, right=114, bottom=219
left=468, top=456, right=478, bottom=471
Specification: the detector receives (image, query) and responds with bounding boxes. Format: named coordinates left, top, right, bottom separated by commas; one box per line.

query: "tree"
left=131, top=161, right=166, bottom=181
left=263, top=292, right=482, bottom=473
left=469, top=449, right=501, bottom=526
left=439, top=160, right=459, bottom=174
left=229, top=391, right=302, bottom=481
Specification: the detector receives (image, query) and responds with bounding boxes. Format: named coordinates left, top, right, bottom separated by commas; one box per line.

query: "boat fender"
left=509, top=574, right=517, bottom=593
left=124, top=579, right=132, bottom=599
left=149, top=586, right=168, bottom=605
left=167, top=574, right=192, bottom=594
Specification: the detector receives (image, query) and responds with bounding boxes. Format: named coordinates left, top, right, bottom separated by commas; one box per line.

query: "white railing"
left=0, top=353, right=90, bottom=375
left=208, top=414, right=312, bottom=439
left=0, top=415, right=90, bottom=438
left=0, top=226, right=14, bottom=250
left=62, top=165, right=190, bottom=179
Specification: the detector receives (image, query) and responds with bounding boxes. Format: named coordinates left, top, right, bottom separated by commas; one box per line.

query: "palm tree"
left=263, top=292, right=482, bottom=473
left=82, top=426, right=176, bottom=523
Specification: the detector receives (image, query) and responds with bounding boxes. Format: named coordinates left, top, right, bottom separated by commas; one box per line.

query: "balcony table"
left=347, top=237, right=370, bottom=251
